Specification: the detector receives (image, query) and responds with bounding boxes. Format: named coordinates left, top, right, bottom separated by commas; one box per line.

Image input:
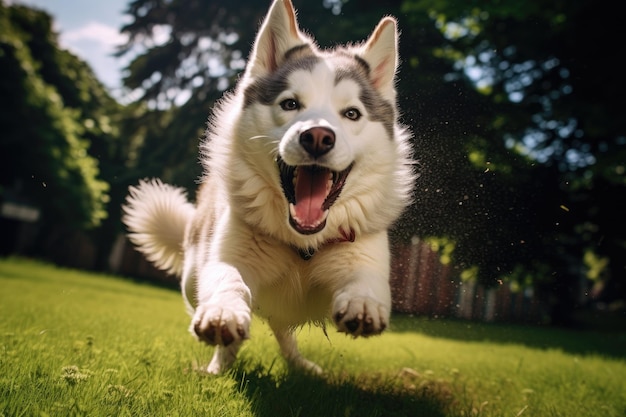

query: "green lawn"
left=1, top=258, right=625, bottom=417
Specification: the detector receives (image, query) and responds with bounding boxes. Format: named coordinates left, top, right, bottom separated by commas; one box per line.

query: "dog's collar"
left=295, top=227, right=355, bottom=260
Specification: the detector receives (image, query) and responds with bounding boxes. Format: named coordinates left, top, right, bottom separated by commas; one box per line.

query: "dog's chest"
left=249, top=264, right=333, bottom=325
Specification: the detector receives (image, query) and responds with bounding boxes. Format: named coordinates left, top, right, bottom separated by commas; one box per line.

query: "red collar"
left=296, top=227, right=355, bottom=260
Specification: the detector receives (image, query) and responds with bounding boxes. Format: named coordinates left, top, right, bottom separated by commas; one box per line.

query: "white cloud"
left=59, top=22, right=129, bottom=97
left=62, top=21, right=127, bottom=47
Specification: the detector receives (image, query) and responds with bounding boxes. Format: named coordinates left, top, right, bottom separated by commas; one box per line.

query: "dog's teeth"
left=289, top=204, right=329, bottom=229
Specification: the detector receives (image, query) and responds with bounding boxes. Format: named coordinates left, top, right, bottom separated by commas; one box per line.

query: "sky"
left=16, top=0, right=131, bottom=98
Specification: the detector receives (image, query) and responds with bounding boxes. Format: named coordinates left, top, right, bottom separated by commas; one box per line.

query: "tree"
left=414, top=0, right=626, bottom=309
left=0, top=2, right=127, bottom=265
left=0, top=3, right=114, bottom=229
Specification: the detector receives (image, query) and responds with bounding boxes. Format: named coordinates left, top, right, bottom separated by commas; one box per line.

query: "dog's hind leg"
left=271, top=324, right=323, bottom=374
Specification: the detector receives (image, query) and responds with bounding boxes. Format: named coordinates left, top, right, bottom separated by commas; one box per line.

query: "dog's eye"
left=280, top=98, right=300, bottom=111
left=343, top=108, right=361, bottom=121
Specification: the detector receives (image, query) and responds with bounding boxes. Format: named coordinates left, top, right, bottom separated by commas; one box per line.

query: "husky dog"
left=123, top=0, right=414, bottom=374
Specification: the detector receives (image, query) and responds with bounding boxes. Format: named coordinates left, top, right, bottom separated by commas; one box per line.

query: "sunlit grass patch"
left=1, top=257, right=625, bottom=417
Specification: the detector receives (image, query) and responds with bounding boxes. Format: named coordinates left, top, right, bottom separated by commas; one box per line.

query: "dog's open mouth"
left=277, top=157, right=353, bottom=235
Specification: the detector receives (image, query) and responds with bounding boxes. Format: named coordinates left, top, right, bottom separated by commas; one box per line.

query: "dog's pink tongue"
left=294, top=167, right=328, bottom=227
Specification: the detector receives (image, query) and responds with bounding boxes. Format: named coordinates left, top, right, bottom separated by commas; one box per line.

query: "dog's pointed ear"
left=361, top=17, right=399, bottom=96
left=246, top=0, right=312, bottom=78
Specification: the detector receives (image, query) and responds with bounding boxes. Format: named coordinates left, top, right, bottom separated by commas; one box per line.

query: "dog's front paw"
left=191, top=303, right=250, bottom=346
left=333, top=295, right=389, bottom=337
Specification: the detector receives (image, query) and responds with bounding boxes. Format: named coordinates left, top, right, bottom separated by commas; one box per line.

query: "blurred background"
left=1, top=0, right=624, bottom=327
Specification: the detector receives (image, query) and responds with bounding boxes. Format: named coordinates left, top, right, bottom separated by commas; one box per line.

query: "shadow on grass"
left=391, top=315, right=626, bottom=360
left=233, top=363, right=457, bottom=417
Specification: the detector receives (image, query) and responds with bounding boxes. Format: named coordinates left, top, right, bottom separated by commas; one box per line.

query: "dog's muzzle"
left=277, top=149, right=353, bottom=235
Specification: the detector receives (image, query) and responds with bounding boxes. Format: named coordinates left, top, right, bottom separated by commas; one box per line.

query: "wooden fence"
left=390, top=238, right=547, bottom=323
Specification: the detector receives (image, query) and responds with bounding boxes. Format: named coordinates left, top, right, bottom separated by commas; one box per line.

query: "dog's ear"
left=361, top=17, right=399, bottom=96
left=246, top=0, right=312, bottom=78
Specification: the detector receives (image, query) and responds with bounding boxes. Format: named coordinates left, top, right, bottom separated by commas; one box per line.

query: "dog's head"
left=220, top=0, right=410, bottom=244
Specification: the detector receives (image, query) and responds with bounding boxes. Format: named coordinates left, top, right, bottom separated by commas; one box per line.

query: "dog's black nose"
left=299, top=127, right=335, bottom=158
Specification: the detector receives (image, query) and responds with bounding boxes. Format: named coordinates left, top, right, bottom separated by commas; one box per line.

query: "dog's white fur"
left=123, top=0, right=414, bottom=374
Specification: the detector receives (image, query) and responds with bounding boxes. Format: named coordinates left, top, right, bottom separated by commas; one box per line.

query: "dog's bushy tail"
left=122, top=179, right=195, bottom=277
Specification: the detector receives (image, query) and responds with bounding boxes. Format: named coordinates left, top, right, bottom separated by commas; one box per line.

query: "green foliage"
left=0, top=2, right=120, bottom=229
left=584, top=249, right=609, bottom=282
left=1, top=259, right=625, bottom=417
left=392, top=0, right=626, bottom=312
